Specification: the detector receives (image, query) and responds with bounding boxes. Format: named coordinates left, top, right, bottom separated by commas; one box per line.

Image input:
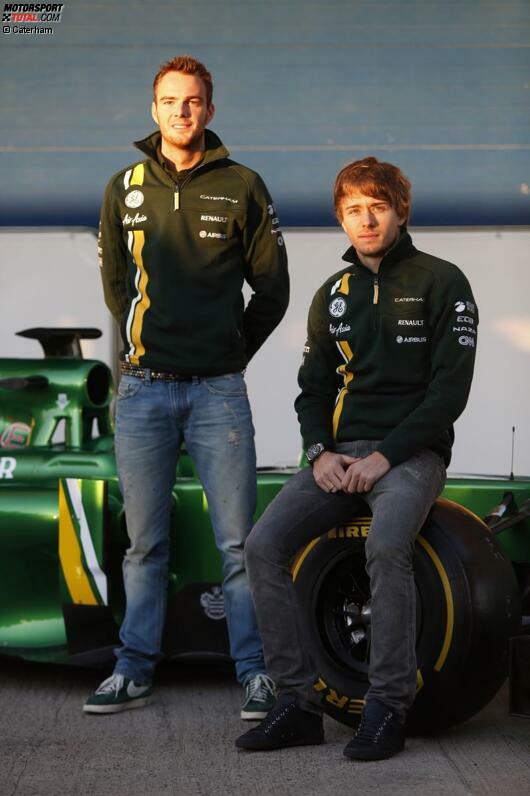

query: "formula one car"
left=1, top=328, right=529, bottom=732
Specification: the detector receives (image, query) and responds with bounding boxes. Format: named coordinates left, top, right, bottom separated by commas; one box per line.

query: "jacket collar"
left=342, top=231, right=417, bottom=271
left=133, top=128, right=230, bottom=166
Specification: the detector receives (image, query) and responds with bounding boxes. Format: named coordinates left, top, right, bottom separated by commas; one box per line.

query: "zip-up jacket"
left=98, top=129, right=289, bottom=375
left=295, top=233, right=478, bottom=467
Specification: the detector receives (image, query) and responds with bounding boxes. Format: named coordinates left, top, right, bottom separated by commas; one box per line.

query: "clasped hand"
left=312, top=450, right=390, bottom=494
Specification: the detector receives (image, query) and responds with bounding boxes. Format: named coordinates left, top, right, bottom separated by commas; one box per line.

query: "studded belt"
left=120, top=363, right=198, bottom=382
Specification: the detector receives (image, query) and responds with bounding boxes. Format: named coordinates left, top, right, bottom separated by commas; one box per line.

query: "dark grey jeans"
left=245, top=441, right=446, bottom=720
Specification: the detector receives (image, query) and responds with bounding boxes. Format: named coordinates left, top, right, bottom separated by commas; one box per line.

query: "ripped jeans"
left=113, top=371, right=264, bottom=685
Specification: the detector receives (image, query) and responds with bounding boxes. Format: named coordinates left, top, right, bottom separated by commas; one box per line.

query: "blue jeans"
left=113, top=371, right=265, bottom=685
left=245, top=441, right=446, bottom=720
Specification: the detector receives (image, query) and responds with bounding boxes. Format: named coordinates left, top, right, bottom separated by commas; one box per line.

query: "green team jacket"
left=295, top=233, right=478, bottom=467
left=98, top=129, right=289, bottom=375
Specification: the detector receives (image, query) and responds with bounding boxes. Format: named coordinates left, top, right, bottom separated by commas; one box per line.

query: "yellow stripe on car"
left=58, top=480, right=98, bottom=605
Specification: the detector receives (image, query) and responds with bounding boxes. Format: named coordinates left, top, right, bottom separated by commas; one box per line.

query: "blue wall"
left=1, top=0, right=529, bottom=227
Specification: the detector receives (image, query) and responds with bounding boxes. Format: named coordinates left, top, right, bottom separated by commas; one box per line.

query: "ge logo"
left=396, top=335, right=404, bottom=344
left=125, top=190, right=144, bottom=209
left=329, top=298, right=346, bottom=318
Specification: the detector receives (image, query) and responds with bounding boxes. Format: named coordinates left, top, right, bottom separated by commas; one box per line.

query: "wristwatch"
left=306, top=442, right=326, bottom=465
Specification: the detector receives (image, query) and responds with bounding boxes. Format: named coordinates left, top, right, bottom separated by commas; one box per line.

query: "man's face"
left=151, top=71, right=214, bottom=151
left=339, top=191, right=405, bottom=259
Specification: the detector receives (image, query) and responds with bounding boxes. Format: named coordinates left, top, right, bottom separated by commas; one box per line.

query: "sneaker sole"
left=343, top=743, right=404, bottom=761
left=240, top=709, right=269, bottom=720
left=236, top=736, right=324, bottom=751
left=83, top=696, right=152, bottom=714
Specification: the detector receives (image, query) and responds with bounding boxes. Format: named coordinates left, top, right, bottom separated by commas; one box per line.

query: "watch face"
left=307, top=443, right=325, bottom=463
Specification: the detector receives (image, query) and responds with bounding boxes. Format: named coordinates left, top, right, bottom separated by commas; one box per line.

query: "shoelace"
left=246, top=674, right=275, bottom=704
left=262, top=701, right=295, bottom=734
left=354, top=710, right=392, bottom=743
left=95, top=674, right=125, bottom=695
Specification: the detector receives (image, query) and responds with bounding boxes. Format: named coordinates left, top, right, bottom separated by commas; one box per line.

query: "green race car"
left=1, top=328, right=528, bottom=732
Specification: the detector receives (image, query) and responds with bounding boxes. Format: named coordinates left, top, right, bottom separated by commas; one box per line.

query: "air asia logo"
left=329, top=297, right=347, bottom=318
left=0, top=422, right=31, bottom=448
left=125, top=190, right=144, bottom=209
left=122, top=213, right=147, bottom=227
left=200, top=586, right=225, bottom=620
left=329, top=322, right=351, bottom=336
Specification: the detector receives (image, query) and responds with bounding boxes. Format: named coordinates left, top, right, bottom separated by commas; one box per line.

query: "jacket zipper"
left=172, top=161, right=207, bottom=212
left=373, top=275, right=379, bottom=304
left=372, top=274, right=380, bottom=329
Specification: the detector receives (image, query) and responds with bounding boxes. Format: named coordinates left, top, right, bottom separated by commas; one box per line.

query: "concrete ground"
left=2, top=658, right=530, bottom=796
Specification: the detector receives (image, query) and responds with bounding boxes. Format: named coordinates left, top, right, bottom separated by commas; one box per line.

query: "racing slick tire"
left=292, top=498, right=521, bottom=733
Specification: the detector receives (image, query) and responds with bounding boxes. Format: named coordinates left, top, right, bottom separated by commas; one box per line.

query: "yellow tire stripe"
left=58, top=481, right=98, bottom=605
left=417, top=533, right=454, bottom=671
left=291, top=537, right=320, bottom=582
left=128, top=230, right=150, bottom=366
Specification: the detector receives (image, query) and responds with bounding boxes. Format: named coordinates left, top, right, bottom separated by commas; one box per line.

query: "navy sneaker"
left=236, top=693, right=324, bottom=751
left=343, top=699, right=405, bottom=760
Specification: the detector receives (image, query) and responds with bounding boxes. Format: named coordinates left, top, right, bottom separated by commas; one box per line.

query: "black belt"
left=120, top=363, right=198, bottom=382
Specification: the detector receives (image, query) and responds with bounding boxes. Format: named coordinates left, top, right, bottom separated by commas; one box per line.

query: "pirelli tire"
left=292, top=497, right=521, bottom=734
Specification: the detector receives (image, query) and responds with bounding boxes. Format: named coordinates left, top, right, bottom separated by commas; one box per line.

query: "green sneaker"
left=83, top=674, right=152, bottom=714
left=241, top=673, right=277, bottom=720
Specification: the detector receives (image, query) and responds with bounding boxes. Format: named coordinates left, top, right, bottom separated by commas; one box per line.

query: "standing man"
left=84, top=55, right=289, bottom=717
left=237, top=157, right=477, bottom=758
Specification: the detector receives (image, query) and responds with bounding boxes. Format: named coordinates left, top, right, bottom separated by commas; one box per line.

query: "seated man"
left=236, top=157, right=478, bottom=760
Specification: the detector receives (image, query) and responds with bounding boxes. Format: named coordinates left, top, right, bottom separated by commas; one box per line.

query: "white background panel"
left=1, top=227, right=528, bottom=475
